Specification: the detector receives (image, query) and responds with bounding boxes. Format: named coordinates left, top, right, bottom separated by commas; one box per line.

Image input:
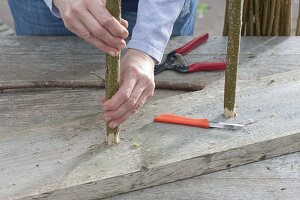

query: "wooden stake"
left=297, top=0, right=300, bottom=36
left=247, top=0, right=254, bottom=36
left=227, top=0, right=293, bottom=36
left=272, top=0, right=281, bottom=35
left=284, top=0, right=291, bottom=36
left=254, top=0, right=261, bottom=35
left=262, top=0, right=270, bottom=36
left=224, top=0, right=242, bottom=118
left=223, top=0, right=230, bottom=36
left=106, top=0, right=121, bottom=145
left=267, top=0, right=276, bottom=35
left=242, top=0, right=250, bottom=36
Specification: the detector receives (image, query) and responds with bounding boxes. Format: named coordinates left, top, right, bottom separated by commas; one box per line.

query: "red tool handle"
left=188, top=62, right=227, bottom=73
left=153, top=114, right=209, bottom=128
left=175, top=33, right=209, bottom=56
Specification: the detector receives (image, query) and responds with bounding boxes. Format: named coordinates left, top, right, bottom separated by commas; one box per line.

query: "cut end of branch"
left=107, top=130, right=120, bottom=145
left=223, top=108, right=237, bottom=119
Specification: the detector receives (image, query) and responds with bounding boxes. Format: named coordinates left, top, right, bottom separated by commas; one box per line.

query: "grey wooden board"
left=1, top=69, right=300, bottom=199
left=1, top=37, right=300, bottom=85
left=107, top=152, right=300, bottom=200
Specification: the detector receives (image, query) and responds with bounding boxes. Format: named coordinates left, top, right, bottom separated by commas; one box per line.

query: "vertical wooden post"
left=297, top=1, right=300, bottom=36
left=224, top=0, right=242, bottom=118
left=283, top=0, right=291, bottom=36
left=223, top=0, right=230, bottom=36
left=106, top=0, right=121, bottom=145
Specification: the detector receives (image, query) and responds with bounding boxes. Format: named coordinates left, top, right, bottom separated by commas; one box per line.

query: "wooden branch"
left=261, top=0, right=269, bottom=36
left=241, top=0, right=250, bottom=36
left=231, top=0, right=292, bottom=36
left=247, top=0, right=254, bottom=36
left=272, top=0, right=281, bottom=35
left=0, top=80, right=205, bottom=92
left=106, top=0, right=121, bottom=145
left=283, top=0, right=291, bottom=36
left=267, top=0, right=276, bottom=36
left=224, top=0, right=242, bottom=118
left=223, top=0, right=230, bottom=36
left=297, top=0, right=300, bottom=36
left=254, top=0, right=261, bottom=35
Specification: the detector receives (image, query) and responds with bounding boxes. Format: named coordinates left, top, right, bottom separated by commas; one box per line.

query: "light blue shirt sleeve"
left=43, top=0, right=61, bottom=18
left=43, top=0, right=185, bottom=62
left=127, top=0, right=186, bottom=63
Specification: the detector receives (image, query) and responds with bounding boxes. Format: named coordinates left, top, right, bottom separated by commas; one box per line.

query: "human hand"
left=102, top=49, right=156, bottom=128
left=53, top=0, right=129, bottom=56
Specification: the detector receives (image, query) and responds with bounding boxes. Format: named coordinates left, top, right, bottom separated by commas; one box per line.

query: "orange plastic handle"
left=153, top=114, right=209, bottom=128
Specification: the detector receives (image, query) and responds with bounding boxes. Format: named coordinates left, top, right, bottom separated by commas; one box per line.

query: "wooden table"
left=0, top=36, right=299, bottom=200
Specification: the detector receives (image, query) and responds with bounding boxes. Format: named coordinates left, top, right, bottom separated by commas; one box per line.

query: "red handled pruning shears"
left=154, top=33, right=227, bottom=75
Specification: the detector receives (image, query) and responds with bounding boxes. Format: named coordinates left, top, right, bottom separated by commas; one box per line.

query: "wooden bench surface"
left=0, top=36, right=299, bottom=200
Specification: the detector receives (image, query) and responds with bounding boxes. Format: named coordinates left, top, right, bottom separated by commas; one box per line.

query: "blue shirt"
left=44, top=0, right=186, bottom=63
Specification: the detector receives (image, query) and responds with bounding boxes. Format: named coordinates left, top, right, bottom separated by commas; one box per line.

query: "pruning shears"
left=154, top=33, right=227, bottom=75
left=154, top=114, right=244, bottom=130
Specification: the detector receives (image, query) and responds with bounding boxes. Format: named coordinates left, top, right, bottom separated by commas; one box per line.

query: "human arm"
left=45, top=0, right=129, bottom=56
left=102, top=0, right=186, bottom=128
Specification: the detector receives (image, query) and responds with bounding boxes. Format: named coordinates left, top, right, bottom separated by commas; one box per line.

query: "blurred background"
left=0, top=0, right=299, bottom=35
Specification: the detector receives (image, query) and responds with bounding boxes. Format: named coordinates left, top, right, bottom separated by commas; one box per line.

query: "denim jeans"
left=8, top=0, right=197, bottom=36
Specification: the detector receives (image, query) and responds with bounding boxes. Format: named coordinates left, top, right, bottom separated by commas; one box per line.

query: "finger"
left=103, top=82, right=145, bottom=122
left=102, top=77, right=137, bottom=111
left=120, top=18, right=129, bottom=29
left=100, top=96, right=107, bottom=104
left=87, top=2, right=129, bottom=38
left=108, top=86, right=153, bottom=128
left=78, top=10, right=126, bottom=50
left=68, top=17, right=119, bottom=55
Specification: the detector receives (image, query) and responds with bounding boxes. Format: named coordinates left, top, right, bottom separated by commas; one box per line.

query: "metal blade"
left=209, top=122, right=244, bottom=130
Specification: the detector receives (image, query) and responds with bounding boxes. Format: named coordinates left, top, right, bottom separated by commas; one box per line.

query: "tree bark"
left=225, top=0, right=294, bottom=36
left=261, top=0, right=269, bottom=36
left=297, top=0, right=300, bottom=36
left=267, top=0, right=276, bottom=35
left=224, top=0, right=242, bottom=118
left=247, top=0, right=254, bottom=36
left=283, top=0, right=291, bottom=36
left=254, top=0, right=261, bottom=35
left=223, top=0, right=230, bottom=36
left=106, top=0, right=121, bottom=145
left=0, top=80, right=205, bottom=92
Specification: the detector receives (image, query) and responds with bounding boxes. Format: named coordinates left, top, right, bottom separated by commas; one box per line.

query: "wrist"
left=127, top=49, right=157, bottom=66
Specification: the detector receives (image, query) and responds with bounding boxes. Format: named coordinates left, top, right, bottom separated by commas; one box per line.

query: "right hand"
left=53, top=0, right=129, bottom=56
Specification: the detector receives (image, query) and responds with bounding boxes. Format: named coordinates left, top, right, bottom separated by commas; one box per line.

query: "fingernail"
left=103, top=114, right=110, bottom=121
left=117, top=44, right=125, bottom=50
left=103, top=106, right=109, bottom=111
left=108, top=51, right=117, bottom=57
left=122, top=32, right=128, bottom=38
left=110, top=123, right=118, bottom=129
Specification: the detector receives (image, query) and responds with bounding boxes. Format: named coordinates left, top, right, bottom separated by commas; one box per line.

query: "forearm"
left=127, top=0, right=186, bottom=63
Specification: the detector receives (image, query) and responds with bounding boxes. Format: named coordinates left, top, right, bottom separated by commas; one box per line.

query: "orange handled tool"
left=154, top=114, right=243, bottom=130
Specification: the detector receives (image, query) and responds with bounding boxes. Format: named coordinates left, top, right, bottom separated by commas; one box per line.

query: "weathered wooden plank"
left=1, top=37, right=300, bottom=85
left=106, top=152, right=300, bottom=200
left=0, top=69, right=299, bottom=199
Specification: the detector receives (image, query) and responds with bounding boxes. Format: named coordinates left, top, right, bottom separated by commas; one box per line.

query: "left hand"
left=102, top=49, right=156, bottom=128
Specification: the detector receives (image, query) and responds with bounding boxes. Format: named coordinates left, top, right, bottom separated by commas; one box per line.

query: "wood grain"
left=1, top=37, right=300, bottom=85
left=0, top=37, right=300, bottom=200
left=1, top=70, right=299, bottom=199
left=106, top=152, right=300, bottom=200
